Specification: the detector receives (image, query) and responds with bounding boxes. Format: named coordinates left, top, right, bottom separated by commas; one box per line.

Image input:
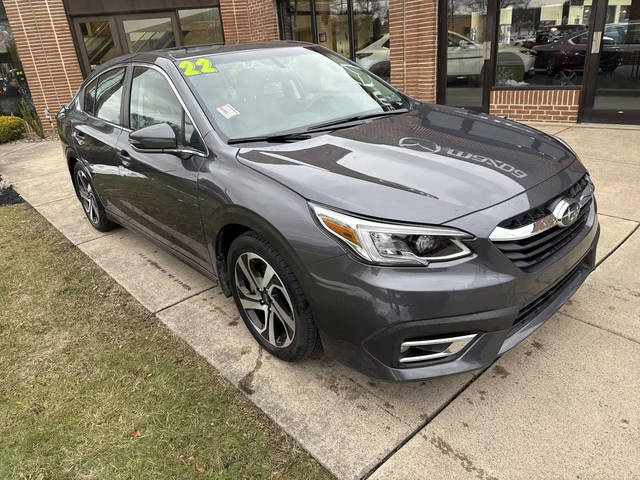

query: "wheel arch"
left=210, top=205, right=313, bottom=298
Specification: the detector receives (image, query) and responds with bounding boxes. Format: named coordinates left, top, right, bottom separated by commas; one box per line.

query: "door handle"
left=119, top=149, right=131, bottom=167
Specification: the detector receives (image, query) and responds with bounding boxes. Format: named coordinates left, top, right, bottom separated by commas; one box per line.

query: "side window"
left=129, top=66, right=203, bottom=151
left=83, top=77, right=99, bottom=115
left=95, top=67, right=125, bottom=124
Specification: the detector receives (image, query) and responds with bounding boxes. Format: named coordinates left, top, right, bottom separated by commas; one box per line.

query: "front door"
left=116, top=65, right=210, bottom=269
left=582, top=0, right=640, bottom=123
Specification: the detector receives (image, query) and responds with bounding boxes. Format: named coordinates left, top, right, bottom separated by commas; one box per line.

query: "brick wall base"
left=490, top=90, right=580, bottom=123
left=4, top=0, right=84, bottom=131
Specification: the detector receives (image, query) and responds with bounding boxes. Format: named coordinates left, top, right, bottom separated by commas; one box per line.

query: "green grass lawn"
left=0, top=203, right=332, bottom=480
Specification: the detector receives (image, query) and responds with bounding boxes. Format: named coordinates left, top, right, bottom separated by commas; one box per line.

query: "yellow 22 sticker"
left=178, top=58, right=217, bottom=76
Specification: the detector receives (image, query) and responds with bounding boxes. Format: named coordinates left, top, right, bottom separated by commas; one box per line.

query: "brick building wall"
left=4, top=0, right=84, bottom=131
left=490, top=90, right=581, bottom=123
left=219, top=0, right=279, bottom=43
left=388, top=0, right=437, bottom=103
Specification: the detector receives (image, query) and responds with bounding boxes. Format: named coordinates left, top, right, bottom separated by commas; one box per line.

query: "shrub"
left=0, top=115, right=26, bottom=143
left=20, top=99, right=45, bottom=139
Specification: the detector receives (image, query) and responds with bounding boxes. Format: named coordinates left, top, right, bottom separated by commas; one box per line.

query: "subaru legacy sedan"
left=57, top=42, right=599, bottom=381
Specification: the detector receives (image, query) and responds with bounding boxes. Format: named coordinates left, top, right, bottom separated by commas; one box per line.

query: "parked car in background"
left=533, top=28, right=622, bottom=84
left=57, top=41, right=599, bottom=381
left=355, top=34, right=390, bottom=81
left=357, top=32, right=536, bottom=84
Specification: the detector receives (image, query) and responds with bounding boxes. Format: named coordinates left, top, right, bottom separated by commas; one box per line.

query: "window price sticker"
left=216, top=104, right=240, bottom=119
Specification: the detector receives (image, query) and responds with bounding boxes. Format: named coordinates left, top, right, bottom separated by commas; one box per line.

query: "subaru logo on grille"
left=552, top=198, right=581, bottom=227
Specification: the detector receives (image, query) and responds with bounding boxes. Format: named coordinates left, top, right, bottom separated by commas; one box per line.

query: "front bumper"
left=306, top=203, right=599, bottom=381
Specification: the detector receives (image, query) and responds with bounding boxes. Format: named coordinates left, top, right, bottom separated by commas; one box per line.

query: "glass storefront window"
left=78, top=21, right=119, bottom=71
left=592, top=0, right=640, bottom=112
left=353, top=0, right=390, bottom=80
left=315, top=0, right=350, bottom=57
left=123, top=16, right=176, bottom=53
left=178, top=8, right=224, bottom=45
left=445, top=0, right=488, bottom=108
left=496, top=0, right=592, bottom=87
left=286, top=0, right=313, bottom=42
left=0, top=10, right=33, bottom=116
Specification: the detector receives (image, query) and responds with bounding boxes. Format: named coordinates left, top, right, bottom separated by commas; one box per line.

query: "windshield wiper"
left=306, top=108, right=410, bottom=132
left=227, top=132, right=312, bottom=145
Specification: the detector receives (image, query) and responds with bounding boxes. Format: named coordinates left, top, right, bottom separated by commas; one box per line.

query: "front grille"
left=494, top=202, right=591, bottom=272
left=498, top=175, right=590, bottom=230
left=510, top=257, right=587, bottom=332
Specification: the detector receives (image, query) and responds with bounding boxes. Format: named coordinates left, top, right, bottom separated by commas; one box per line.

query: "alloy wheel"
left=234, top=252, right=296, bottom=348
left=76, top=169, right=99, bottom=224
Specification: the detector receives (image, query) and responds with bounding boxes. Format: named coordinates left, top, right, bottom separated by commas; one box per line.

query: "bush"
left=20, top=98, right=45, bottom=139
left=0, top=115, right=26, bottom=143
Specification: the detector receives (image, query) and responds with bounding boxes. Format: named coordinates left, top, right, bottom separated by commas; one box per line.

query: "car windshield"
left=176, top=46, right=409, bottom=140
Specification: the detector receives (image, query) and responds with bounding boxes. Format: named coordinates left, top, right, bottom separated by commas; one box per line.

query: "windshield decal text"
left=178, top=58, right=217, bottom=76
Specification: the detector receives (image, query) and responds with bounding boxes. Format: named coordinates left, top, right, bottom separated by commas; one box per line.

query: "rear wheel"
left=228, top=232, right=317, bottom=361
left=72, top=162, right=116, bottom=232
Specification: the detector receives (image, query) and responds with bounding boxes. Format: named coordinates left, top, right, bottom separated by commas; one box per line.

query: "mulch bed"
left=0, top=175, right=24, bottom=206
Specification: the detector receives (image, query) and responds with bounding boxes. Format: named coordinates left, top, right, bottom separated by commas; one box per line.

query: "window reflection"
left=178, top=8, right=223, bottom=45
left=353, top=0, right=390, bottom=81
left=316, top=0, right=350, bottom=57
left=123, top=17, right=176, bottom=52
left=496, top=0, right=592, bottom=87
left=445, top=0, right=488, bottom=108
left=286, top=0, right=313, bottom=42
left=592, top=1, right=640, bottom=113
left=78, top=21, right=119, bottom=71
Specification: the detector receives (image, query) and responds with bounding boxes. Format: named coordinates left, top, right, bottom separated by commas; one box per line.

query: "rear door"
left=73, top=66, right=127, bottom=211
left=115, top=64, right=210, bottom=269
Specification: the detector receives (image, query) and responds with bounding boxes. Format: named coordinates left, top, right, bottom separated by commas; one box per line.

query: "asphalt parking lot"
left=2, top=123, right=639, bottom=479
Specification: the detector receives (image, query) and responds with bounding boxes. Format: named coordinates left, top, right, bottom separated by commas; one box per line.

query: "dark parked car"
left=57, top=42, right=599, bottom=381
left=533, top=29, right=622, bottom=83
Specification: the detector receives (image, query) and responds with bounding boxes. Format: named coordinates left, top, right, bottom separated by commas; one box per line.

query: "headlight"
left=311, top=204, right=473, bottom=266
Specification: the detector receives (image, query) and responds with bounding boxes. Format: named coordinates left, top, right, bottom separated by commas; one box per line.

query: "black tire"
left=227, top=232, right=318, bottom=361
left=72, top=162, right=117, bottom=232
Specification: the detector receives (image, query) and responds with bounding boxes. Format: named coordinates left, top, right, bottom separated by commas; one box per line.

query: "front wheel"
left=228, top=232, right=318, bottom=361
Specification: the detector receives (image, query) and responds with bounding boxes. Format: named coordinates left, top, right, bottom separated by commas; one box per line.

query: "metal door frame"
left=581, top=0, right=640, bottom=123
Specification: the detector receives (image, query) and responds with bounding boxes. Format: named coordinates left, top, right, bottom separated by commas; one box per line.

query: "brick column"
left=4, top=0, right=84, bottom=131
left=389, top=0, right=438, bottom=103
left=219, top=0, right=280, bottom=43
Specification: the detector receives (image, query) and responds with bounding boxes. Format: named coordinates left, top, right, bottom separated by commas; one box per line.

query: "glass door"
left=582, top=0, right=640, bottom=123
left=439, top=0, right=494, bottom=111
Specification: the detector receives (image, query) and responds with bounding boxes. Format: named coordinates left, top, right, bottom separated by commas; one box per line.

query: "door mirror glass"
left=129, top=123, right=177, bottom=151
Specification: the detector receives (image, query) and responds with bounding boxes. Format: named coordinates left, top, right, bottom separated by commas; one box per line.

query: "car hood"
left=237, top=104, right=576, bottom=225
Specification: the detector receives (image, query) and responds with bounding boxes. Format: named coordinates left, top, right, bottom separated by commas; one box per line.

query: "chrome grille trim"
left=490, top=178, right=593, bottom=242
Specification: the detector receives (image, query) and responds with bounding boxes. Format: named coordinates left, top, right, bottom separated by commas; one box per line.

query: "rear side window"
left=95, top=67, right=126, bottom=124
left=129, top=66, right=203, bottom=150
left=83, top=77, right=99, bottom=115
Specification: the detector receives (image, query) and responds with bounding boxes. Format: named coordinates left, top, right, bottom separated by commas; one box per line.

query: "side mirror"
left=458, top=40, right=470, bottom=48
left=129, top=123, right=177, bottom=151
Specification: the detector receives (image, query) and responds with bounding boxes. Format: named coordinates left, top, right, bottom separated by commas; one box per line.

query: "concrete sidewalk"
left=2, top=123, right=639, bottom=479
